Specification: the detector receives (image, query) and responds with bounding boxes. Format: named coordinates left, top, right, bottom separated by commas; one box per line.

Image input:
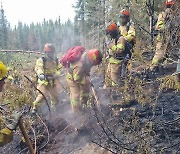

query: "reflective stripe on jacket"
left=119, top=24, right=136, bottom=42
left=66, top=52, right=92, bottom=84
left=155, top=8, right=171, bottom=31
left=35, top=57, right=62, bottom=84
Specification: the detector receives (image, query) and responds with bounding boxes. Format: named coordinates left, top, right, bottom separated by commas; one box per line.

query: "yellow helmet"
left=0, top=61, right=7, bottom=80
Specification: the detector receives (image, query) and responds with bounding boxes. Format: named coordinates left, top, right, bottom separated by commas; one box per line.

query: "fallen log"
left=0, top=50, right=44, bottom=55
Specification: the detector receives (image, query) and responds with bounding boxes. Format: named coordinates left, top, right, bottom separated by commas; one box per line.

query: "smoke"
left=41, top=68, right=112, bottom=154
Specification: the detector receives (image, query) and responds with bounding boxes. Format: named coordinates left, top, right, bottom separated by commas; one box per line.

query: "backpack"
left=60, top=46, right=85, bottom=68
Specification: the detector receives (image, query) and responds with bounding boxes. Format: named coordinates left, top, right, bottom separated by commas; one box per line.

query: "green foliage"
left=1, top=83, right=34, bottom=111
left=7, top=19, right=76, bottom=53
left=0, top=3, right=78, bottom=53
left=0, top=3, right=9, bottom=49
left=73, top=0, right=164, bottom=49
left=73, top=0, right=166, bottom=53
left=0, top=53, right=38, bottom=113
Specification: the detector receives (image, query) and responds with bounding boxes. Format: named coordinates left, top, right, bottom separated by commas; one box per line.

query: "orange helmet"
left=88, top=49, right=102, bottom=65
left=166, top=0, right=175, bottom=6
left=106, top=23, right=119, bottom=34
left=44, top=43, right=55, bottom=52
left=120, top=9, right=130, bottom=17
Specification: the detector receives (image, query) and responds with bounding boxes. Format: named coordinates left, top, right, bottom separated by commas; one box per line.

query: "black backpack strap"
left=42, top=57, right=59, bottom=74
left=42, top=57, right=58, bottom=69
left=126, top=22, right=130, bottom=32
left=55, top=57, right=58, bottom=66
left=115, top=34, right=121, bottom=45
left=42, top=57, right=46, bottom=71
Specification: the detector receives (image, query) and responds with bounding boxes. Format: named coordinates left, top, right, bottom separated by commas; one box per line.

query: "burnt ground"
left=0, top=65, right=180, bottom=154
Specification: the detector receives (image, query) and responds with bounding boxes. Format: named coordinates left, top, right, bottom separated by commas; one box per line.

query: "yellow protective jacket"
left=66, top=52, right=93, bottom=84
left=0, top=119, right=13, bottom=147
left=119, top=23, right=136, bottom=43
left=35, top=57, right=62, bottom=85
left=155, top=8, right=171, bottom=31
left=109, top=23, right=136, bottom=64
left=155, top=8, right=171, bottom=41
left=108, top=37, right=126, bottom=64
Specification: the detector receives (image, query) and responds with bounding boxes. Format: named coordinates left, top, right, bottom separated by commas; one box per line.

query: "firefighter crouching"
left=63, top=47, right=103, bottom=113
left=32, top=43, right=62, bottom=114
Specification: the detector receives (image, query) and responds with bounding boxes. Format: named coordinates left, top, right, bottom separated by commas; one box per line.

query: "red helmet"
left=106, top=23, right=119, bottom=34
left=44, top=43, right=55, bottom=52
left=120, top=9, right=130, bottom=17
left=88, top=49, right=102, bottom=65
left=166, top=0, right=175, bottom=6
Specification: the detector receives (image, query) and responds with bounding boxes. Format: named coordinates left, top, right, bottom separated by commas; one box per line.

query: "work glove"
left=5, top=111, right=22, bottom=130
left=39, top=74, right=45, bottom=81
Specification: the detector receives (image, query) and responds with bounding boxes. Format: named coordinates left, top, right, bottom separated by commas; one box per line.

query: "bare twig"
left=36, top=113, right=50, bottom=151
left=30, top=125, right=37, bottom=153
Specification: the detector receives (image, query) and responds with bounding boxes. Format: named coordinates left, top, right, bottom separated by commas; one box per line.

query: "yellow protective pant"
left=66, top=77, right=90, bottom=112
left=33, top=83, right=59, bottom=109
left=0, top=128, right=13, bottom=147
left=106, top=63, right=122, bottom=87
left=152, top=33, right=167, bottom=66
left=152, top=42, right=166, bottom=65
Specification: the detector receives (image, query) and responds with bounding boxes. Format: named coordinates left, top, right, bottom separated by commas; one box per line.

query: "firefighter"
left=0, top=61, right=21, bottom=147
left=118, top=9, right=136, bottom=78
left=66, top=49, right=103, bottom=112
left=105, top=9, right=135, bottom=87
left=32, top=43, right=62, bottom=114
left=151, top=0, right=175, bottom=71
